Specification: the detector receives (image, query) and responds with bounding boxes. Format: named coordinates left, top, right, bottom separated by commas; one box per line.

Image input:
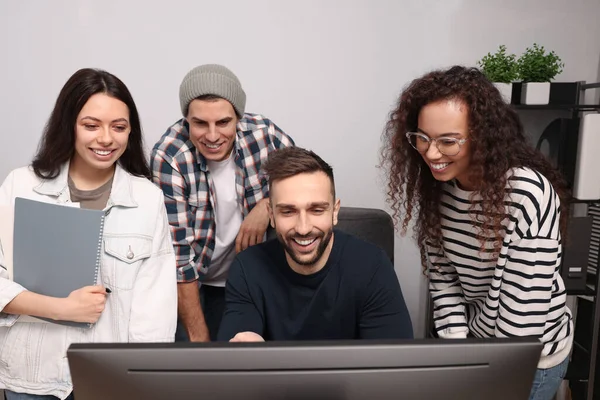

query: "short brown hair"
left=262, top=147, right=335, bottom=197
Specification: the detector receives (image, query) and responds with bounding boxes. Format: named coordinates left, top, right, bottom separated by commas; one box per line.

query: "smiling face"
left=268, top=171, right=340, bottom=275
left=417, top=99, right=473, bottom=189
left=72, top=93, right=131, bottom=176
left=187, top=98, right=238, bottom=161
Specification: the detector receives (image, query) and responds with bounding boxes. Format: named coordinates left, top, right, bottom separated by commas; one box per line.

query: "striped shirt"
left=429, top=167, right=573, bottom=368
left=150, top=114, right=294, bottom=283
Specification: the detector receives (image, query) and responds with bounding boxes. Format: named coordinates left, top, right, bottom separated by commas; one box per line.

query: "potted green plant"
left=477, top=45, right=519, bottom=103
left=517, top=43, right=565, bottom=105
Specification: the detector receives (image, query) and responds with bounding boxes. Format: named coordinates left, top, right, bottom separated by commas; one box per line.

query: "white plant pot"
left=520, top=82, right=550, bottom=105
left=493, top=82, right=513, bottom=103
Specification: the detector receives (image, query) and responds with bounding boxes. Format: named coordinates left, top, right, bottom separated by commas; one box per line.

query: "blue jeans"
left=528, top=356, right=569, bottom=400
left=5, top=391, right=74, bottom=400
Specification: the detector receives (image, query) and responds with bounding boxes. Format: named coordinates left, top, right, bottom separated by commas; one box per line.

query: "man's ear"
left=333, top=198, right=341, bottom=226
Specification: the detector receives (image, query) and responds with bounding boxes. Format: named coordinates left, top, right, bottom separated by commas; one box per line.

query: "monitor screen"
left=67, top=337, right=542, bottom=400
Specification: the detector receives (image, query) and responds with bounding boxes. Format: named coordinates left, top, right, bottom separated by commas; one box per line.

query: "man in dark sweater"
left=217, top=147, right=413, bottom=342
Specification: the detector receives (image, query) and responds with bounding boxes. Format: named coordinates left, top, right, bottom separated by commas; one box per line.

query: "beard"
left=276, top=227, right=334, bottom=268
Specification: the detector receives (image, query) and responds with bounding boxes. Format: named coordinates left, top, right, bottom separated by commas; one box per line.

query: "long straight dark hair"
left=31, top=68, right=151, bottom=180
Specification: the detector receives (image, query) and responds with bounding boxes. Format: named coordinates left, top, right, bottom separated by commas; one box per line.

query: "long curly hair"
left=380, top=66, right=570, bottom=271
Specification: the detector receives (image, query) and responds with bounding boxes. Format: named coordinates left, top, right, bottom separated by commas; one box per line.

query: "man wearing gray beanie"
left=151, top=64, right=295, bottom=342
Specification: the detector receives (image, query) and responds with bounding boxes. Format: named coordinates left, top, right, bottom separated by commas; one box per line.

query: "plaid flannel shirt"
left=150, top=113, right=294, bottom=283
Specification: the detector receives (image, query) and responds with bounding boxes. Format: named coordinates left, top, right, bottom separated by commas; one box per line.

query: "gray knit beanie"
left=179, top=64, right=246, bottom=118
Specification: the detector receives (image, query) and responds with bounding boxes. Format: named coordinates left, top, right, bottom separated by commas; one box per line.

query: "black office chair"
left=266, top=206, right=395, bottom=263
left=335, top=206, right=395, bottom=262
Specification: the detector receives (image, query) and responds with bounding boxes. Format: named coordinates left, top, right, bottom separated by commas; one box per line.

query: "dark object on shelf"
left=550, top=82, right=580, bottom=105
left=568, top=297, right=594, bottom=398
left=562, top=216, right=593, bottom=292
left=535, top=117, right=580, bottom=189
left=511, top=82, right=523, bottom=105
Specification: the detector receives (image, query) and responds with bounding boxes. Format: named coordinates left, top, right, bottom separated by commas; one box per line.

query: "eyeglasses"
left=405, top=132, right=468, bottom=156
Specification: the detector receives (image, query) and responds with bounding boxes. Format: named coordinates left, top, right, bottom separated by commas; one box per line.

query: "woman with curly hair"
left=381, top=66, right=573, bottom=400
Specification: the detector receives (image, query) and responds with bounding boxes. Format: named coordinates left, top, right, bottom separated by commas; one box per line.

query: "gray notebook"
left=13, top=197, right=106, bottom=327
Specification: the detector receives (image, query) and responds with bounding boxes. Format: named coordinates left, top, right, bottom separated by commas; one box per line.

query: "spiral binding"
left=94, top=215, right=105, bottom=285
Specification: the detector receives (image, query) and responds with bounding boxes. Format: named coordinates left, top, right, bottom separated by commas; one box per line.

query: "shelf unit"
left=514, top=81, right=600, bottom=399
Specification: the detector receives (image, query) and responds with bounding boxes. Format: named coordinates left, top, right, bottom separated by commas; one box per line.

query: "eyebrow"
left=80, top=116, right=129, bottom=124
left=417, top=128, right=461, bottom=138
left=190, top=116, right=233, bottom=124
left=276, top=202, right=331, bottom=209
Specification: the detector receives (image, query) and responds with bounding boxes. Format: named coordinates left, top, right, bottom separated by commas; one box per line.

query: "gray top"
left=68, top=175, right=113, bottom=210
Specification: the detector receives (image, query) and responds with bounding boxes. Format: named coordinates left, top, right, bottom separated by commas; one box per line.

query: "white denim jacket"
left=0, top=163, right=177, bottom=399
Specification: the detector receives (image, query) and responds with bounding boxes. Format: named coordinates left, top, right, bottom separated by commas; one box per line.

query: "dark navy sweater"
left=217, top=230, right=413, bottom=341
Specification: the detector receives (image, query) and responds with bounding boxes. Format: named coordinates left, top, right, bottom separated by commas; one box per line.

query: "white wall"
left=1, top=0, right=600, bottom=337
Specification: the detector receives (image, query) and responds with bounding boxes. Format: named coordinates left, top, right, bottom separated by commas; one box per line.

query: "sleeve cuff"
left=176, top=264, right=199, bottom=283
left=0, top=312, right=19, bottom=327
left=0, top=280, right=26, bottom=310
left=438, top=329, right=469, bottom=339
left=0, top=281, right=26, bottom=327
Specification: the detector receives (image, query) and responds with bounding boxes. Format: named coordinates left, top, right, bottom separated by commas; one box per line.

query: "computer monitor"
left=67, top=337, right=542, bottom=400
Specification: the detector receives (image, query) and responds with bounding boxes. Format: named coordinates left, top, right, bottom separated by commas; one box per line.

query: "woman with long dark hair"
left=0, top=68, right=177, bottom=399
left=381, top=66, right=573, bottom=400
